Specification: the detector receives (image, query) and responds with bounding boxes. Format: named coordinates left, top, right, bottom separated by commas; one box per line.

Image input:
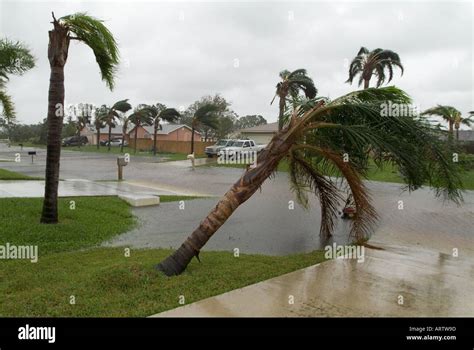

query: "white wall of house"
left=240, top=133, right=274, bottom=144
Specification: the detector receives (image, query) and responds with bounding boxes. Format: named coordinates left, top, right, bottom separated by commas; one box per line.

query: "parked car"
left=219, top=139, right=267, bottom=160
left=205, top=139, right=235, bottom=157
left=105, top=138, right=128, bottom=147
left=62, top=135, right=89, bottom=147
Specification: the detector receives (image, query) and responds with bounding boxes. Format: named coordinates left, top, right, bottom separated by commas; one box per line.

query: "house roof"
left=84, top=124, right=125, bottom=134
left=239, top=122, right=278, bottom=134
left=131, top=124, right=201, bottom=135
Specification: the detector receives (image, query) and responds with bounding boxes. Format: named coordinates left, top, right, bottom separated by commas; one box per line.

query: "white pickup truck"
left=219, top=139, right=267, bottom=160
left=205, top=139, right=235, bottom=157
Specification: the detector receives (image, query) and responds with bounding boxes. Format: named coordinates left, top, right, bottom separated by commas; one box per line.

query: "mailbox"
left=28, top=151, right=36, bottom=163
left=117, top=156, right=128, bottom=180
left=117, top=157, right=128, bottom=167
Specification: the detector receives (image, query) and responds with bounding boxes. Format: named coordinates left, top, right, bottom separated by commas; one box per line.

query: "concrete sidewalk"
left=0, top=179, right=182, bottom=198
left=153, top=243, right=474, bottom=317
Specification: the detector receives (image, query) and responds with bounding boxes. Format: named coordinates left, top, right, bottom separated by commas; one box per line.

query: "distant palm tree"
left=157, top=86, right=463, bottom=276
left=129, top=106, right=153, bottom=154
left=346, top=47, right=403, bottom=89
left=421, top=105, right=461, bottom=139
left=120, top=114, right=131, bottom=153
left=190, top=104, right=220, bottom=154
left=0, top=38, right=35, bottom=140
left=454, top=113, right=473, bottom=141
left=271, top=69, right=317, bottom=131
left=103, top=99, right=132, bottom=151
left=94, top=106, right=107, bottom=149
left=41, top=12, right=120, bottom=224
left=141, top=103, right=180, bottom=155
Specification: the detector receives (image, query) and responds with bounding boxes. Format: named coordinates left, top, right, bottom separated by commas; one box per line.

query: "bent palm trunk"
left=41, top=22, right=69, bottom=224
left=278, top=95, right=285, bottom=131
left=156, top=130, right=294, bottom=276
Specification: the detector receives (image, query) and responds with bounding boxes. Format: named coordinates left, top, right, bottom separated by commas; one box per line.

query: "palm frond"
left=60, top=13, right=119, bottom=90
left=0, top=89, right=15, bottom=122
left=0, top=38, right=36, bottom=78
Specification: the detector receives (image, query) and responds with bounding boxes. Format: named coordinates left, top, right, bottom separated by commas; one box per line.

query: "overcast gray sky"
left=1, top=0, right=472, bottom=127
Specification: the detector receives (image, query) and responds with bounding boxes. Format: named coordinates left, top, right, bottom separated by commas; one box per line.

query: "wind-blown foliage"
left=421, top=105, right=463, bottom=138
left=140, top=103, right=180, bottom=155
left=157, top=85, right=464, bottom=276
left=60, top=13, right=119, bottom=89
left=0, top=38, right=35, bottom=123
left=346, top=47, right=403, bottom=88
left=271, top=68, right=317, bottom=130
left=189, top=103, right=221, bottom=153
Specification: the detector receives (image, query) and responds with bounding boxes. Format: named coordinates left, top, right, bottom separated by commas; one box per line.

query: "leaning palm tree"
left=421, top=105, right=461, bottom=139
left=129, top=106, right=153, bottom=154
left=141, top=104, right=180, bottom=155
left=156, top=86, right=463, bottom=276
left=271, top=69, right=317, bottom=130
left=41, top=12, right=119, bottom=224
left=0, top=38, right=35, bottom=140
left=103, top=99, right=132, bottom=151
left=346, top=47, right=403, bottom=89
left=190, top=104, right=220, bottom=154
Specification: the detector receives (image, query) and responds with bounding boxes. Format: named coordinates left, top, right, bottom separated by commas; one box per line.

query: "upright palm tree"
left=41, top=12, right=119, bottom=224
left=129, top=106, right=153, bottom=154
left=190, top=104, right=220, bottom=154
left=103, top=99, right=132, bottom=151
left=454, top=113, right=473, bottom=141
left=271, top=69, right=317, bottom=131
left=141, top=103, right=180, bottom=155
left=0, top=38, right=35, bottom=140
left=421, top=105, right=461, bottom=139
left=120, top=114, right=131, bottom=153
left=94, top=106, right=107, bottom=149
left=346, top=47, right=403, bottom=89
left=156, top=86, right=463, bottom=276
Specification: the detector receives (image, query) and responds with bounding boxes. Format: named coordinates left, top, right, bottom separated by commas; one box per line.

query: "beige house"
left=239, top=122, right=277, bottom=144
left=128, top=124, right=201, bottom=142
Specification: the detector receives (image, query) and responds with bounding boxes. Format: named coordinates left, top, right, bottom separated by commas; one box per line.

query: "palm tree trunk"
left=121, top=130, right=125, bottom=153
left=448, top=121, right=454, bottom=141
left=364, top=78, right=370, bottom=89
left=456, top=127, right=459, bottom=141
left=191, top=125, right=195, bottom=154
left=107, top=124, right=112, bottom=151
left=156, top=130, right=294, bottom=276
left=278, top=96, right=285, bottom=131
left=153, top=125, right=158, bottom=156
left=96, top=127, right=100, bottom=149
left=134, top=124, right=138, bottom=154
left=41, top=23, right=69, bottom=224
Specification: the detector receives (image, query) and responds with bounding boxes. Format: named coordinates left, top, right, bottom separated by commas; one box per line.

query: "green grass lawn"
left=0, top=168, right=42, bottom=180
left=211, top=159, right=474, bottom=190
left=0, top=196, right=327, bottom=317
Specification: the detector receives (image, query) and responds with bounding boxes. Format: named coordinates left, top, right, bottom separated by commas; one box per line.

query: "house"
left=239, top=122, right=278, bottom=144
left=458, top=130, right=474, bottom=142
left=80, top=125, right=127, bottom=145
left=128, top=124, right=201, bottom=142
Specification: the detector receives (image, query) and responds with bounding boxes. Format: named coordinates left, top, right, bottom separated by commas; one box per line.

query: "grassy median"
left=0, top=168, right=42, bottom=180
left=0, top=196, right=327, bottom=317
